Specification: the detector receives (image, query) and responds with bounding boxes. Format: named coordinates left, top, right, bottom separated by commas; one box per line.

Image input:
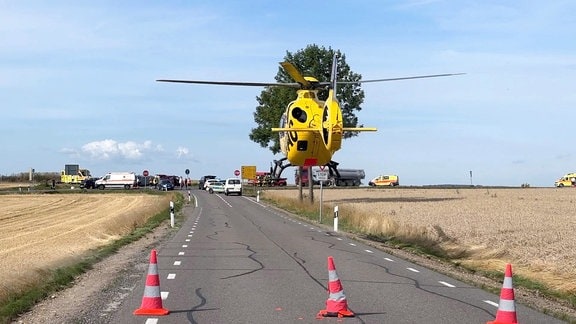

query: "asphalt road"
left=108, top=189, right=566, bottom=324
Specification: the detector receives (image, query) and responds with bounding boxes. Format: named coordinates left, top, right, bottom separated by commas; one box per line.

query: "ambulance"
left=95, top=172, right=137, bottom=190
left=554, top=173, right=576, bottom=187
left=368, top=175, right=399, bottom=187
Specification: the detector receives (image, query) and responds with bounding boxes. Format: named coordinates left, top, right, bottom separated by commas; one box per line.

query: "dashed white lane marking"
left=161, top=291, right=169, bottom=300
left=187, top=234, right=193, bottom=237
left=439, top=281, right=455, bottom=288
left=145, top=318, right=159, bottom=324
left=365, top=249, right=374, bottom=253
left=215, top=194, right=232, bottom=207
left=407, top=267, right=420, bottom=273
left=167, top=273, right=176, bottom=280
left=348, top=243, right=357, bottom=246
left=178, top=252, right=185, bottom=256
left=484, top=300, right=499, bottom=307
left=174, top=261, right=181, bottom=266
left=336, top=238, right=343, bottom=241
left=384, top=257, right=394, bottom=262
left=185, top=239, right=190, bottom=242
left=182, top=244, right=188, bottom=248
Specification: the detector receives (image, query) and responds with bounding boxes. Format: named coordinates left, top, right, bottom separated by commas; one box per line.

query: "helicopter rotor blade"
left=156, top=79, right=301, bottom=88
left=340, top=73, right=465, bottom=84
left=279, top=62, right=312, bottom=89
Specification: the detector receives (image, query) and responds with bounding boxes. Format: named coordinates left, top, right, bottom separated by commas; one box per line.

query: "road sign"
left=234, top=169, right=240, bottom=176
left=241, top=165, right=256, bottom=180
left=143, top=170, right=149, bottom=177
left=316, top=170, right=329, bottom=181
left=185, top=169, right=190, bottom=175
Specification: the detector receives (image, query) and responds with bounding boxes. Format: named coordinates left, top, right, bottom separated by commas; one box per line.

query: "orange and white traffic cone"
left=134, top=249, right=170, bottom=316
left=487, top=263, right=517, bottom=324
left=317, top=256, right=354, bottom=318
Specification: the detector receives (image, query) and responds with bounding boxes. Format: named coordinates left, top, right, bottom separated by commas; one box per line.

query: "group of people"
left=179, top=177, right=193, bottom=189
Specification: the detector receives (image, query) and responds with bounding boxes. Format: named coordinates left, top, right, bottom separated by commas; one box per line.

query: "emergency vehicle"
left=368, top=175, right=399, bottom=187
left=60, top=164, right=91, bottom=184
left=95, top=172, right=137, bottom=190
left=555, top=173, right=576, bottom=187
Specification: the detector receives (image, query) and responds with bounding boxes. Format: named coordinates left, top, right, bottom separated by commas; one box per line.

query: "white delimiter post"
left=170, top=201, right=175, bottom=228
left=333, top=205, right=339, bottom=232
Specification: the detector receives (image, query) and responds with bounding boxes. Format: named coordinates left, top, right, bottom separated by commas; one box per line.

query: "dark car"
left=198, top=175, right=217, bottom=189
left=80, top=177, right=97, bottom=189
left=157, top=179, right=174, bottom=191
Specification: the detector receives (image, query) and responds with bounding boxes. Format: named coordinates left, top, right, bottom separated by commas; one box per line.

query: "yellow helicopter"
left=157, top=54, right=462, bottom=172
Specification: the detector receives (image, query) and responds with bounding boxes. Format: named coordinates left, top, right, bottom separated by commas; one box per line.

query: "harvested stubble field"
left=264, top=187, right=576, bottom=295
left=0, top=193, right=171, bottom=302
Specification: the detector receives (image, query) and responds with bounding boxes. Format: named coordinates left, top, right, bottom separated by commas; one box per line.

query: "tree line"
left=0, top=172, right=60, bottom=183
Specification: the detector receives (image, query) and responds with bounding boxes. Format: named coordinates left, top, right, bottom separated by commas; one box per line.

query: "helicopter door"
left=322, top=105, right=330, bottom=145
left=278, top=113, right=288, bottom=154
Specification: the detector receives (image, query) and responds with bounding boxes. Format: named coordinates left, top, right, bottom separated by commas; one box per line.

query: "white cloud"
left=81, top=139, right=160, bottom=160
left=176, top=146, right=189, bottom=158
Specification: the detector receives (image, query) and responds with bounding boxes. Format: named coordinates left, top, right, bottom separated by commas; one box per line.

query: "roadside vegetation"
left=0, top=190, right=184, bottom=324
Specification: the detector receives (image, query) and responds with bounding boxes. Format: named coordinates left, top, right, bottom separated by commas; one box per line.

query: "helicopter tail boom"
left=342, top=127, right=377, bottom=132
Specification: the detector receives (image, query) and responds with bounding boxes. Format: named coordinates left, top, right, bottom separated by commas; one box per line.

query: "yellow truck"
left=60, top=164, right=91, bottom=184
left=554, top=173, right=576, bottom=187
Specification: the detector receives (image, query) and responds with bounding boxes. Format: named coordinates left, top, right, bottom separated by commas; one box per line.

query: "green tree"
left=249, top=44, right=365, bottom=154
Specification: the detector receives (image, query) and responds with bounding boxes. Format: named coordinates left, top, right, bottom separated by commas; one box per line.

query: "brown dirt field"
left=264, top=187, right=576, bottom=295
left=0, top=193, right=170, bottom=301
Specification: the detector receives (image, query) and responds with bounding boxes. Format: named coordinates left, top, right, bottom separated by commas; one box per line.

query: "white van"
left=95, top=172, right=137, bottom=190
left=224, top=178, right=242, bottom=196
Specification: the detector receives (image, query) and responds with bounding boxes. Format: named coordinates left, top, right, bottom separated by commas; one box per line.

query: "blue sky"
left=1, top=1, right=574, bottom=187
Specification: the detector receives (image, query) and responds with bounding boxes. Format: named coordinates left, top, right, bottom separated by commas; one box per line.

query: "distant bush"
left=0, top=172, right=59, bottom=183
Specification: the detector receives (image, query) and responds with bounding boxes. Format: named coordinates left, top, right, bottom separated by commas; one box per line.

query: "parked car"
left=203, top=179, right=220, bottom=191
left=157, top=179, right=175, bottom=191
left=208, top=180, right=225, bottom=194
left=80, top=177, right=98, bottom=189
left=224, top=178, right=242, bottom=196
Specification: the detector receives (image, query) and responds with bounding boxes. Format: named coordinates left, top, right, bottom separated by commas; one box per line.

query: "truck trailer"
left=295, top=166, right=365, bottom=187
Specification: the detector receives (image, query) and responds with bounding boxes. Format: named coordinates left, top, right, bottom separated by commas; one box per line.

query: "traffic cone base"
left=317, top=256, right=355, bottom=318
left=317, top=309, right=355, bottom=318
left=134, top=249, right=170, bottom=316
left=134, top=307, right=170, bottom=316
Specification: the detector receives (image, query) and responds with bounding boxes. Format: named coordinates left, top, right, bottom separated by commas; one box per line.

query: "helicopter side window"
left=291, top=107, right=307, bottom=123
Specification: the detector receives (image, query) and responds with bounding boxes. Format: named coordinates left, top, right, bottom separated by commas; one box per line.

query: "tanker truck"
left=295, top=166, right=365, bottom=186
